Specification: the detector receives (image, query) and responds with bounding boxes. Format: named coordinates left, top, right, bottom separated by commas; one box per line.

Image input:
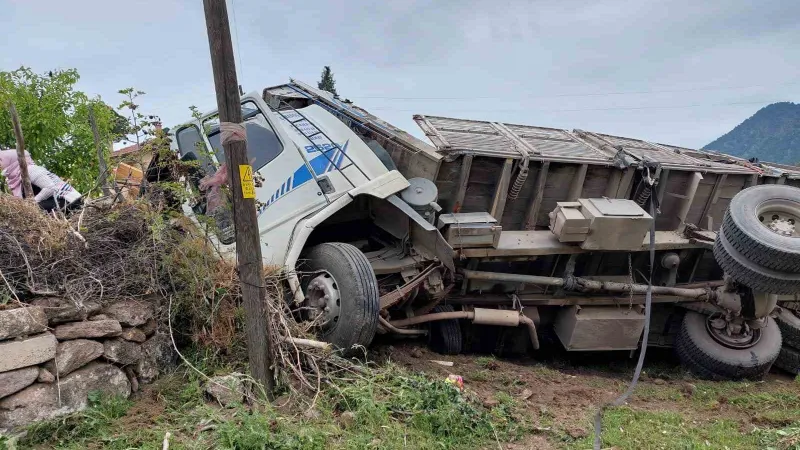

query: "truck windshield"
left=205, top=102, right=283, bottom=170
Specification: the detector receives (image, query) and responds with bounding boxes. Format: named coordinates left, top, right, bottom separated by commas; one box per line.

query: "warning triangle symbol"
left=242, top=166, right=253, bottom=182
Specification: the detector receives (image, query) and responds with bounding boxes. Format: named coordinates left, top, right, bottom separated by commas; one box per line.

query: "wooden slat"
left=490, top=158, right=514, bottom=220
left=604, top=169, right=623, bottom=198
left=453, top=155, right=473, bottom=213
left=656, top=169, right=670, bottom=206
left=700, top=174, right=726, bottom=228
left=617, top=168, right=635, bottom=198
left=524, top=161, right=550, bottom=229
left=567, top=164, right=588, bottom=201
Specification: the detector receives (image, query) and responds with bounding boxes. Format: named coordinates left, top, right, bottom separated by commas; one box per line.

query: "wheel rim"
left=305, top=272, right=341, bottom=330
left=705, top=315, right=761, bottom=349
left=757, top=199, right=800, bottom=237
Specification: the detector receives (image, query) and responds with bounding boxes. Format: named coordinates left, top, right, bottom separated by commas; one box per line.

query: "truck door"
left=200, top=98, right=328, bottom=263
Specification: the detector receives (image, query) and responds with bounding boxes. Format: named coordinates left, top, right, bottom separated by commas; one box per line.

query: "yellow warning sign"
left=239, top=165, right=255, bottom=199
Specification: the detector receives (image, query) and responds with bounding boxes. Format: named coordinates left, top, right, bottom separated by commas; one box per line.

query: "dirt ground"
left=373, top=342, right=800, bottom=449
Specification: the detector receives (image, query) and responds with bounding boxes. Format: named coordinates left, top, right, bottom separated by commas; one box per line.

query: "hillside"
left=704, top=102, right=800, bottom=164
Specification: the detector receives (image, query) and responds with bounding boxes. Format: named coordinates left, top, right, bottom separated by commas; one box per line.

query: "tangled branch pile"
left=0, top=195, right=160, bottom=305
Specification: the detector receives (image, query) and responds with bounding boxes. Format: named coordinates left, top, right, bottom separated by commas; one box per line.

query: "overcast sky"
left=2, top=0, right=799, bottom=149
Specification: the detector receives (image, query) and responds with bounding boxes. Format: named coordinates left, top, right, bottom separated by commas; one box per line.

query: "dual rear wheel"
left=675, top=311, right=781, bottom=380
left=714, top=185, right=800, bottom=294
left=679, top=185, right=800, bottom=379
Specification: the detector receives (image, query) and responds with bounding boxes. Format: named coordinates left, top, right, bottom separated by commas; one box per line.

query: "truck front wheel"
left=675, top=311, right=781, bottom=380
left=302, top=243, right=379, bottom=355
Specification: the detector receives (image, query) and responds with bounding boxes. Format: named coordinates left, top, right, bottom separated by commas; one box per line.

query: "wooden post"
left=700, top=173, right=726, bottom=228
left=617, top=168, right=635, bottom=199
left=8, top=102, right=34, bottom=199
left=524, top=161, right=550, bottom=230
left=656, top=169, right=670, bottom=206
left=89, top=105, right=112, bottom=196
left=604, top=169, right=623, bottom=198
left=203, top=0, right=274, bottom=397
left=567, top=164, right=587, bottom=201
left=453, top=155, right=473, bottom=213
left=490, top=158, right=513, bottom=220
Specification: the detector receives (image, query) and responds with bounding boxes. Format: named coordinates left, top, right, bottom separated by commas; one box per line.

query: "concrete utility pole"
left=202, top=0, right=275, bottom=397
left=8, top=102, right=34, bottom=199
left=88, top=105, right=112, bottom=196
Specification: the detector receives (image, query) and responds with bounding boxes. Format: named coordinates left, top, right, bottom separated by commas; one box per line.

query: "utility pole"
left=89, top=105, right=112, bottom=196
left=8, top=102, right=34, bottom=199
left=203, top=0, right=274, bottom=397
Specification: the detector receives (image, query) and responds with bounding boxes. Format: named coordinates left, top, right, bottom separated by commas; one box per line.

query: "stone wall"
left=0, top=297, right=176, bottom=430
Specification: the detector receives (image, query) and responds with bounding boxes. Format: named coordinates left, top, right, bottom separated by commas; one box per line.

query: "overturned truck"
left=166, top=79, right=800, bottom=380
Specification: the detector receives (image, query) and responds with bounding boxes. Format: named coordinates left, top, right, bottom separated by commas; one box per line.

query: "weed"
left=215, top=410, right=329, bottom=450
left=476, top=356, right=498, bottom=370
left=528, top=363, right=564, bottom=381
left=22, top=392, right=132, bottom=448
left=759, top=425, right=800, bottom=449
left=470, top=369, right=490, bottom=382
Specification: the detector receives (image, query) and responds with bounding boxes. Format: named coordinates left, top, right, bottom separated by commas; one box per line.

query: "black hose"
left=593, top=200, right=656, bottom=449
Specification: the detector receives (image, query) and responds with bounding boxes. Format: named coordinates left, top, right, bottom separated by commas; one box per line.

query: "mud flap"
left=385, top=195, right=455, bottom=272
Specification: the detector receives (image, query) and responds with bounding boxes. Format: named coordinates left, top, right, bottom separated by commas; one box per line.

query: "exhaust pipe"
left=388, top=307, right=540, bottom=349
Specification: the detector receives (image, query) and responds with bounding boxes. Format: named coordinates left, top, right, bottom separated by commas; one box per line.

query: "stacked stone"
left=0, top=298, right=176, bottom=429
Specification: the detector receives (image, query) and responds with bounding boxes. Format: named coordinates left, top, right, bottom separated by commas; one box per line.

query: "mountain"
left=704, top=102, right=800, bottom=164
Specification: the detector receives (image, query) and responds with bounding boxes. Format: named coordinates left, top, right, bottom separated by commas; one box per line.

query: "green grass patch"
left=635, top=384, right=684, bottom=402
left=567, top=407, right=781, bottom=450
left=20, top=392, right=134, bottom=449
left=15, top=362, right=528, bottom=450
left=475, top=356, right=498, bottom=370
left=469, top=369, right=490, bottom=382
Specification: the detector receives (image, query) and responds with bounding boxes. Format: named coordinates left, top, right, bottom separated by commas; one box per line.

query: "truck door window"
left=175, top=126, right=215, bottom=174
left=205, top=102, right=283, bottom=171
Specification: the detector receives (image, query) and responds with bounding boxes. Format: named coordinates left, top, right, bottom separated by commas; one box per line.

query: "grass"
left=10, top=360, right=529, bottom=450
left=567, top=407, right=768, bottom=450
left=562, top=377, right=800, bottom=450
left=475, top=356, right=498, bottom=370
left=21, top=392, right=134, bottom=449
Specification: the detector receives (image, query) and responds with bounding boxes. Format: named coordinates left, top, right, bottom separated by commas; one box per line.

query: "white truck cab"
left=169, top=88, right=452, bottom=353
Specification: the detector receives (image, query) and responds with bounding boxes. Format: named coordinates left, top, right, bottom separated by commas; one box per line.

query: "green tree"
left=317, top=66, right=338, bottom=96
left=0, top=67, right=121, bottom=194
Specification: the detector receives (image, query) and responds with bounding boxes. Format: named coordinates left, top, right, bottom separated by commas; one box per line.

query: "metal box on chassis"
left=554, top=305, right=646, bottom=351
left=578, top=198, right=653, bottom=251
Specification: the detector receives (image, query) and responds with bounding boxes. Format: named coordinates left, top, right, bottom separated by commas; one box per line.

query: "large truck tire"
left=775, top=307, right=800, bottom=349
left=303, top=243, right=379, bottom=355
left=720, top=185, right=800, bottom=273
left=713, top=229, right=800, bottom=294
left=427, top=304, right=463, bottom=355
left=774, top=345, right=800, bottom=375
left=675, top=311, right=781, bottom=380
